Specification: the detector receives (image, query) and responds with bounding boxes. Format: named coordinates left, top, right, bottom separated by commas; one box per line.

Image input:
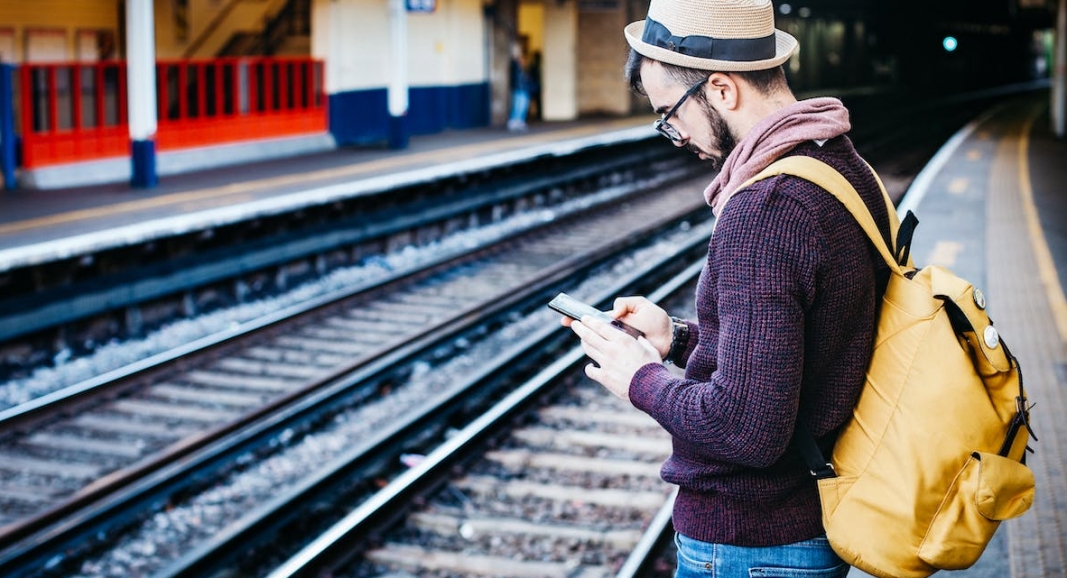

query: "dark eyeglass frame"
left=653, top=77, right=708, bottom=143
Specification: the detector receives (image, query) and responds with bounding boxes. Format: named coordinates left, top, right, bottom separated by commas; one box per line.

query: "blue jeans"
left=509, top=89, right=530, bottom=125
left=674, top=533, right=850, bottom=578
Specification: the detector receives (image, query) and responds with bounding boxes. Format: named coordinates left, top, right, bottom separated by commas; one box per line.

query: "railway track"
left=262, top=265, right=703, bottom=578
left=356, top=376, right=675, bottom=577
left=0, top=170, right=713, bottom=577
left=0, top=136, right=690, bottom=381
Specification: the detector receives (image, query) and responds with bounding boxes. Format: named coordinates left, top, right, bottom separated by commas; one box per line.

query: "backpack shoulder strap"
left=739, top=156, right=907, bottom=478
left=739, top=156, right=908, bottom=274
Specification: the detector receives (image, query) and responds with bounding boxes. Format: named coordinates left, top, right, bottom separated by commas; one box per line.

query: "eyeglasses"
left=653, top=77, right=708, bottom=143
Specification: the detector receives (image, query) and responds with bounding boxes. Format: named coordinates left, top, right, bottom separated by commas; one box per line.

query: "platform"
left=0, top=116, right=656, bottom=272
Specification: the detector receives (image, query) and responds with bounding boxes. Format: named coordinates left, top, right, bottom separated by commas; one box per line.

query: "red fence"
left=19, top=57, right=326, bottom=168
left=19, top=62, right=128, bottom=168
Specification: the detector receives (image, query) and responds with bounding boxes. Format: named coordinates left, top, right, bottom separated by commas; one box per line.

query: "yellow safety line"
left=0, top=118, right=647, bottom=237
left=1018, top=108, right=1067, bottom=344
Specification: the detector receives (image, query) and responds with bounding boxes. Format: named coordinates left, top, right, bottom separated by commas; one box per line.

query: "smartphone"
left=548, top=292, right=644, bottom=339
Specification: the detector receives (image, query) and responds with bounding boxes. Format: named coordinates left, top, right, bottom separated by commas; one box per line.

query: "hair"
left=625, top=48, right=788, bottom=99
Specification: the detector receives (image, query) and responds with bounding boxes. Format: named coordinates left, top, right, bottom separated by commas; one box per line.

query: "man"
left=507, top=40, right=531, bottom=132
left=564, top=0, right=893, bottom=575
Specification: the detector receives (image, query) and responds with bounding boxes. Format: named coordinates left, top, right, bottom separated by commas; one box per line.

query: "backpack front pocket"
left=918, top=451, right=1034, bottom=569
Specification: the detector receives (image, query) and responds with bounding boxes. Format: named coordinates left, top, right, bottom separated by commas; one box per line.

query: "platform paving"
left=848, top=93, right=1067, bottom=578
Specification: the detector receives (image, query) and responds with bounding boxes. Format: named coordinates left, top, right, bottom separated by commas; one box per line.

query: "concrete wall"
left=541, top=0, right=577, bottom=120
left=312, top=0, right=490, bottom=145
left=0, top=0, right=119, bottom=62
left=577, top=0, right=629, bottom=116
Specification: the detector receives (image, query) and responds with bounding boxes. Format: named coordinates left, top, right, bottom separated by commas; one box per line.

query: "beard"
left=690, top=98, right=736, bottom=170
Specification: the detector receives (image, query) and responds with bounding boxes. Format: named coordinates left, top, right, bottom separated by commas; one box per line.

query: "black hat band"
left=641, top=17, right=776, bottom=61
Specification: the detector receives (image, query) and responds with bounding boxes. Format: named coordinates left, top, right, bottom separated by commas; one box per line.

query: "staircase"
left=219, top=0, right=311, bottom=56
left=182, top=0, right=311, bottom=58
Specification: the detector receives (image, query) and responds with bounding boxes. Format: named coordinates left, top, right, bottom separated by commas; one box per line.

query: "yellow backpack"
left=744, top=156, right=1037, bottom=578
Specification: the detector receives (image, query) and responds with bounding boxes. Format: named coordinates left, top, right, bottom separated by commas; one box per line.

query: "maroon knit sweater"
left=630, top=136, right=892, bottom=547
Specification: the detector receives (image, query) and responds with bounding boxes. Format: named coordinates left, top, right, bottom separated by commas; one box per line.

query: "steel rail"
left=0, top=140, right=684, bottom=348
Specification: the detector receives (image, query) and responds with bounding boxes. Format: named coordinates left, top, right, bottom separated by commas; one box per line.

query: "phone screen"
left=548, top=292, right=644, bottom=339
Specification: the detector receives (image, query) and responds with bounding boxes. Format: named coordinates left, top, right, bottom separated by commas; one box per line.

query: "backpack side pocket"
left=918, top=451, right=1035, bottom=569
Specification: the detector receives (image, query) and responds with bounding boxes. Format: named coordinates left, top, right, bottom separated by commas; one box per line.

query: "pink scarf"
left=704, top=97, right=851, bottom=216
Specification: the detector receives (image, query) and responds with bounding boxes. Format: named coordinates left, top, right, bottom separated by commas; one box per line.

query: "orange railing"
left=155, top=57, right=326, bottom=150
left=19, top=57, right=326, bottom=168
left=19, top=62, right=128, bottom=168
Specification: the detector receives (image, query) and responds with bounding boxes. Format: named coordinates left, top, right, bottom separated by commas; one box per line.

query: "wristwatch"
left=665, top=316, right=689, bottom=366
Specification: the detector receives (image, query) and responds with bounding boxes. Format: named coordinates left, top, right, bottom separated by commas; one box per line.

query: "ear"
left=706, top=72, right=740, bottom=111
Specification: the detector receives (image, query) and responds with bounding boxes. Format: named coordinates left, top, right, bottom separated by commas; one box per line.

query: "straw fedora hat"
left=624, top=0, right=798, bottom=72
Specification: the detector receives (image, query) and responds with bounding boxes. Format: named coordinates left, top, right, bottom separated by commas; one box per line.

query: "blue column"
left=131, top=139, right=157, bottom=188
left=0, top=64, right=16, bottom=191
left=388, top=114, right=409, bottom=149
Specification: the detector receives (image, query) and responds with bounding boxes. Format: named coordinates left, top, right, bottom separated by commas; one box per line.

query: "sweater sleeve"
left=629, top=185, right=821, bottom=468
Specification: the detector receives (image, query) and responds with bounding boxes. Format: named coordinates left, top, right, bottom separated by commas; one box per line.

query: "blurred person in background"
left=507, top=40, right=531, bottom=132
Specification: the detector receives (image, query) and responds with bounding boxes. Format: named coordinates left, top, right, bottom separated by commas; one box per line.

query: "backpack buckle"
left=811, top=462, right=837, bottom=479
left=998, top=396, right=1038, bottom=458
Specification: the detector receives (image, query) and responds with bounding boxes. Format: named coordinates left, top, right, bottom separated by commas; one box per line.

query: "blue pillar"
left=131, top=139, right=158, bottom=188
left=0, top=64, right=16, bottom=191
left=388, top=114, right=409, bottom=149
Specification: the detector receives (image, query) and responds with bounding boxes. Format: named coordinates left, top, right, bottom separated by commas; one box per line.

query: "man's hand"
left=610, top=296, right=674, bottom=358
left=570, top=315, right=662, bottom=401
